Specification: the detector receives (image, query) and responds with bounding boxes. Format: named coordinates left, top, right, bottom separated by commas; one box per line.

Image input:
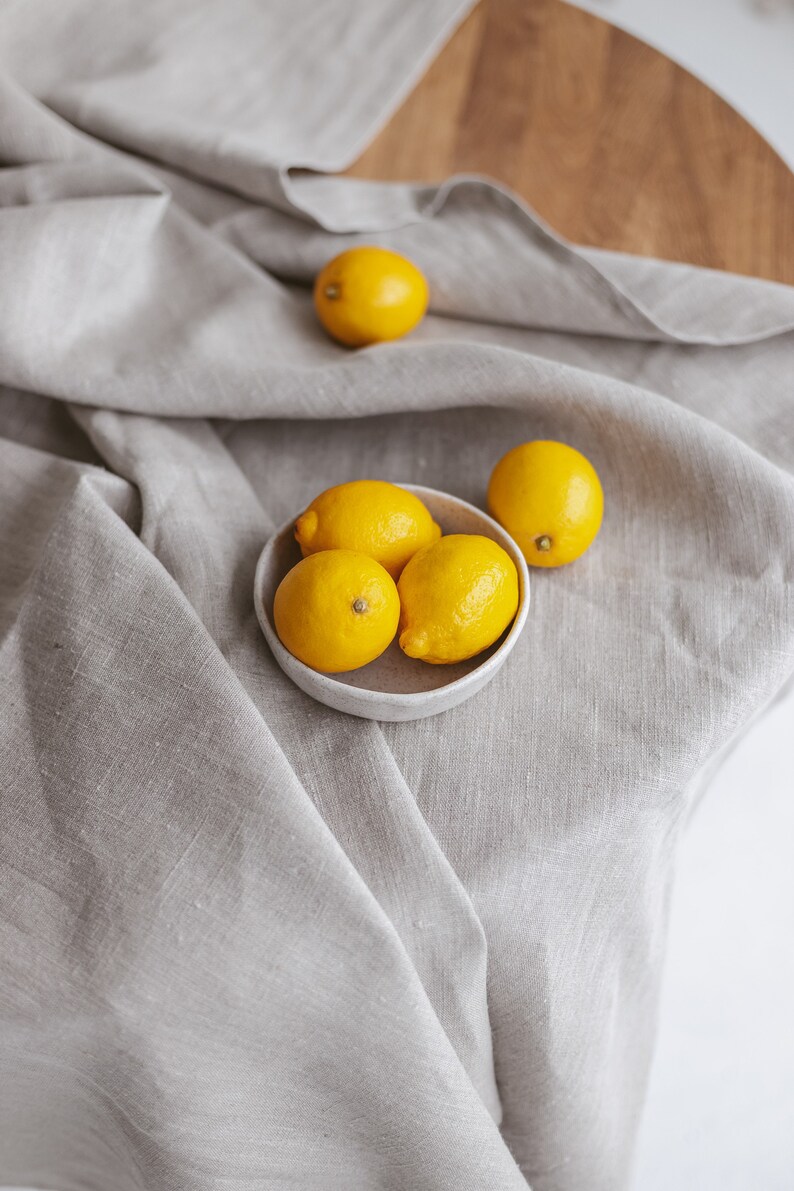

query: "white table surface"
left=634, top=679, right=794, bottom=1188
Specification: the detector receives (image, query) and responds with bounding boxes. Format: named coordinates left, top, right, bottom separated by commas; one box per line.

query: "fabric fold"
left=1, top=3, right=793, bottom=1190
left=0, top=429, right=523, bottom=1189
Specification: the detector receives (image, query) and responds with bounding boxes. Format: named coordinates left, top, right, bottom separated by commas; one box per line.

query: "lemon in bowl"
left=254, top=486, right=530, bottom=721
left=398, top=535, right=519, bottom=665
left=295, top=479, right=441, bottom=580
left=274, top=550, right=400, bottom=674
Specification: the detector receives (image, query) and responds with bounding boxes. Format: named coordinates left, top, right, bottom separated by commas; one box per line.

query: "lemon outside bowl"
left=253, top=484, right=530, bottom=722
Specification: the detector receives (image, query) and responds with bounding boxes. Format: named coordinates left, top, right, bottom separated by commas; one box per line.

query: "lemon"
left=397, top=534, right=519, bottom=665
left=295, top=480, right=441, bottom=580
left=274, top=550, right=399, bottom=673
left=313, top=246, right=429, bottom=347
left=487, top=441, right=603, bottom=568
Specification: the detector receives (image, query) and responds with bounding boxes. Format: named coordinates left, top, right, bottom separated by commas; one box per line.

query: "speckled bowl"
left=253, top=484, right=530, bottom=721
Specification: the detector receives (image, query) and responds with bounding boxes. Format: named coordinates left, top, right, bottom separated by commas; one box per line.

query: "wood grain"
left=346, top=0, right=794, bottom=284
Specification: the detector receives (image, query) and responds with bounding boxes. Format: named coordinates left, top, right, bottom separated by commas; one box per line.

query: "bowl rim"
left=253, top=482, right=531, bottom=709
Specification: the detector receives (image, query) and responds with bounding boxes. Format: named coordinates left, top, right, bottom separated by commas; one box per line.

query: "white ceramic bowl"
left=253, top=484, right=530, bottom=721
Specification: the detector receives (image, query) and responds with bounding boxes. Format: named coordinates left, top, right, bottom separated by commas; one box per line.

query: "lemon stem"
left=352, top=598, right=368, bottom=614
left=535, top=535, right=552, bottom=552
left=324, top=283, right=341, bottom=300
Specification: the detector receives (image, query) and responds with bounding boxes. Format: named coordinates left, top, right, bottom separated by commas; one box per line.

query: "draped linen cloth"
left=1, top=3, right=793, bottom=1189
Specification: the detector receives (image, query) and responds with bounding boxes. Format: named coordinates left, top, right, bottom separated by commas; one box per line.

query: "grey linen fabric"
left=1, top=3, right=793, bottom=1189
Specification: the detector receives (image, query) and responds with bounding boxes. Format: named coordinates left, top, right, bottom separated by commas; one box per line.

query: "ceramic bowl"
left=253, top=484, right=530, bottom=721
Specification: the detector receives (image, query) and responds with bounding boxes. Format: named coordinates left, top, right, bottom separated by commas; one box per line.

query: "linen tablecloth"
left=1, top=3, right=793, bottom=1189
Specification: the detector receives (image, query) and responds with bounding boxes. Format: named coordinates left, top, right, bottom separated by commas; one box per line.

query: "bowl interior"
left=258, top=487, right=528, bottom=696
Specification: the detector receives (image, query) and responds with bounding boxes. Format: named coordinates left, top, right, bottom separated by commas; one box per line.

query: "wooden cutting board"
left=345, top=0, right=794, bottom=285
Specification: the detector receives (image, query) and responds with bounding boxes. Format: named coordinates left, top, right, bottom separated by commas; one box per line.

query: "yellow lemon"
left=487, top=440, right=603, bottom=568
left=313, top=246, right=429, bottom=347
left=397, top=534, right=519, bottom=665
left=274, top=550, right=399, bottom=674
left=295, top=480, right=441, bottom=580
